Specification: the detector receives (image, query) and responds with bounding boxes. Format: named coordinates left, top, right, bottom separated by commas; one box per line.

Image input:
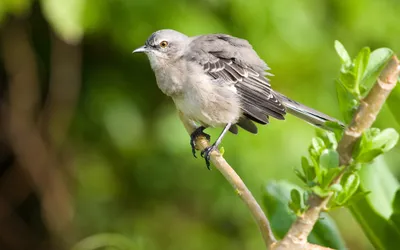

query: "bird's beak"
left=132, top=45, right=148, bottom=54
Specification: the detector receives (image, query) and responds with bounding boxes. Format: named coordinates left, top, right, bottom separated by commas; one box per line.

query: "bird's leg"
left=201, top=123, right=232, bottom=169
left=190, top=126, right=210, bottom=158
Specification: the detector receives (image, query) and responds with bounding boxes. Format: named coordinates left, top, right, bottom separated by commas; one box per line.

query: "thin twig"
left=274, top=56, right=400, bottom=249
left=178, top=112, right=277, bottom=248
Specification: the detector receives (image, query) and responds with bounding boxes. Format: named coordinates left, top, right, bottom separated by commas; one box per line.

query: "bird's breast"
left=173, top=74, right=241, bottom=127
left=152, top=60, right=186, bottom=97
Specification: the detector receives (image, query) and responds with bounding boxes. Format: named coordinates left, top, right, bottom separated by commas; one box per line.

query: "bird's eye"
left=159, top=41, right=168, bottom=48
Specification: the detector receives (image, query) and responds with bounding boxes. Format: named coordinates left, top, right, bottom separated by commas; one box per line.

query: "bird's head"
left=133, top=29, right=189, bottom=68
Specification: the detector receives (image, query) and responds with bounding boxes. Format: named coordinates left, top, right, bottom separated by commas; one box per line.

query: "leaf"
left=388, top=190, right=400, bottom=236
left=361, top=48, right=394, bottom=92
left=372, top=128, right=399, bottom=152
left=334, top=40, right=352, bottom=68
left=289, top=189, right=303, bottom=215
left=342, top=173, right=360, bottom=196
left=355, top=148, right=383, bottom=163
left=320, top=167, right=343, bottom=190
left=312, top=186, right=331, bottom=198
left=311, top=137, right=326, bottom=155
left=220, top=146, right=225, bottom=156
left=263, top=181, right=347, bottom=249
left=319, top=149, right=339, bottom=169
left=322, top=122, right=344, bottom=142
left=344, top=190, right=371, bottom=206
left=316, top=130, right=339, bottom=149
left=335, top=80, right=358, bottom=123
left=349, top=157, right=400, bottom=249
left=392, top=189, right=400, bottom=213
left=353, top=128, right=399, bottom=163
left=309, top=213, right=346, bottom=250
left=294, top=168, right=307, bottom=184
left=353, top=47, right=370, bottom=95
left=388, top=213, right=400, bottom=237
left=335, top=173, right=360, bottom=205
left=301, top=156, right=316, bottom=182
left=330, top=183, right=343, bottom=192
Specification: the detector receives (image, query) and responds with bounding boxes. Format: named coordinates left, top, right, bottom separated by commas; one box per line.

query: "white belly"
left=173, top=79, right=241, bottom=127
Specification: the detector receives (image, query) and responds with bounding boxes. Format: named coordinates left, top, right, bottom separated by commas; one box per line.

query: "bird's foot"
left=190, top=126, right=210, bottom=158
left=200, top=144, right=218, bottom=170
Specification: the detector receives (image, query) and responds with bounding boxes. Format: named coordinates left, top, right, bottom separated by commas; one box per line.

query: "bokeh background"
left=0, top=0, right=400, bottom=249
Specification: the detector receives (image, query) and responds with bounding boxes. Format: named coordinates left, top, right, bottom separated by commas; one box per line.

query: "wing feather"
left=186, top=34, right=287, bottom=129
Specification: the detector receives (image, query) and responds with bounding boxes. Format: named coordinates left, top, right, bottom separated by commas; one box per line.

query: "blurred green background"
left=0, top=0, right=400, bottom=249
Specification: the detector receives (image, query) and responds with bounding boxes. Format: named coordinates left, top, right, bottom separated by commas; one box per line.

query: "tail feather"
left=275, top=92, right=345, bottom=130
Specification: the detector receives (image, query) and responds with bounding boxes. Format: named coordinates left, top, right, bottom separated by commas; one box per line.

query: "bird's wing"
left=186, top=34, right=286, bottom=126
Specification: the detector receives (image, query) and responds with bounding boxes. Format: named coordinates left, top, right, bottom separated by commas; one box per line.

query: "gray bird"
left=133, top=29, right=343, bottom=168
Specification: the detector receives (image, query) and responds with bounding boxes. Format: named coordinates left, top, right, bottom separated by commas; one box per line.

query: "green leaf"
left=309, top=213, right=347, bottom=250
left=322, top=122, right=344, bottom=142
left=312, top=186, right=331, bottom=198
left=263, top=181, right=347, bottom=249
left=302, top=156, right=311, bottom=170
left=330, top=183, right=343, bottom=193
left=317, top=149, right=341, bottom=189
left=289, top=189, right=303, bottom=215
left=319, top=149, right=339, bottom=169
left=316, top=130, right=339, bottom=149
left=335, top=80, right=358, bottom=123
left=388, top=212, right=400, bottom=238
left=361, top=48, right=394, bottom=92
left=372, top=128, right=399, bottom=152
left=353, top=128, right=399, bottom=163
left=389, top=190, right=400, bottom=234
left=392, top=189, right=400, bottom=213
left=335, top=173, right=360, bottom=205
left=220, top=146, right=225, bottom=156
left=294, top=168, right=307, bottom=184
left=353, top=47, right=371, bottom=96
left=321, top=167, right=343, bottom=190
left=355, top=148, right=384, bottom=163
left=308, top=137, right=326, bottom=166
left=344, top=190, right=371, bottom=206
left=349, top=157, right=400, bottom=249
left=311, top=137, right=326, bottom=155
left=334, top=40, right=352, bottom=68
left=301, top=156, right=316, bottom=183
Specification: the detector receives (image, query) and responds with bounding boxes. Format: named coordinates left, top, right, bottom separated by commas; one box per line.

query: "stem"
left=178, top=112, right=277, bottom=248
left=275, top=56, right=400, bottom=249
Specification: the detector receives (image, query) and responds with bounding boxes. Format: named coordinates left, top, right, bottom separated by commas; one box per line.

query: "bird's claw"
left=201, top=144, right=217, bottom=170
left=190, top=127, right=210, bottom=158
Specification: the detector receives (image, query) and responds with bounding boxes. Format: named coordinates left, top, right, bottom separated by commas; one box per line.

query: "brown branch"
left=178, top=112, right=277, bottom=248
left=274, top=56, right=400, bottom=250
left=40, top=32, right=82, bottom=148
left=1, top=18, right=73, bottom=246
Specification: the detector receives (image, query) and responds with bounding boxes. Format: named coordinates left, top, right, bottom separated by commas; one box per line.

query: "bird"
left=133, top=29, right=344, bottom=168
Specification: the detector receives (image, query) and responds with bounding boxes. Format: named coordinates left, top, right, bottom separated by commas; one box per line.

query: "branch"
left=178, top=112, right=277, bottom=248
left=275, top=56, right=400, bottom=249
left=1, top=19, right=73, bottom=243
left=40, top=32, right=82, bottom=148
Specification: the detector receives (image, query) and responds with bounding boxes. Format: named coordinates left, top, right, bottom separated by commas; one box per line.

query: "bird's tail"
left=275, top=92, right=345, bottom=130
